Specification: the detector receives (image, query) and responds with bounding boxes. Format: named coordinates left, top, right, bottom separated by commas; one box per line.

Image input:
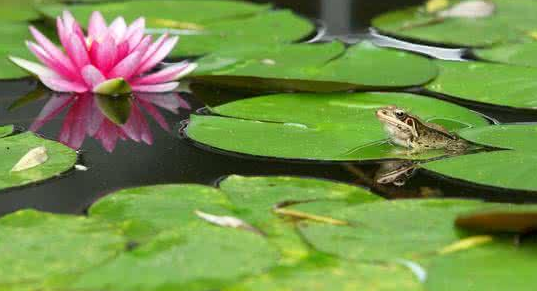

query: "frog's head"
left=375, top=106, right=419, bottom=141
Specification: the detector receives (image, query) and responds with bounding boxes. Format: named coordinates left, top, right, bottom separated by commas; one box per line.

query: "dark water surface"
left=1, top=0, right=537, bottom=216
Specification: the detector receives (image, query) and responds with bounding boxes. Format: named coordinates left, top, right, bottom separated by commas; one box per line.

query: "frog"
left=375, top=105, right=469, bottom=154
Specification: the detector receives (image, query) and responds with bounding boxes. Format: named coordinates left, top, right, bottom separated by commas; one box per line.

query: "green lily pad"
left=65, top=226, right=279, bottom=291
left=372, top=0, right=537, bottom=47
left=226, top=256, right=421, bottom=291
left=0, top=23, right=37, bottom=80
left=89, top=184, right=234, bottom=240
left=186, top=92, right=489, bottom=161
left=422, top=124, right=537, bottom=191
left=0, top=125, right=14, bottom=138
left=0, top=131, right=77, bottom=191
left=0, top=0, right=56, bottom=21
left=423, top=151, right=537, bottom=191
left=475, top=41, right=537, bottom=67
left=38, top=1, right=314, bottom=57
left=426, top=240, right=537, bottom=291
left=219, top=175, right=381, bottom=263
left=194, top=42, right=438, bottom=91
left=219, top=175, right=382, bottom=225
left=0, top=209, right=125, bottom=287
left=456, top=124, right=537, bottom=150
left=427, top=60, right=537, bottom=109
left=298, top=199, right=487, bottom=262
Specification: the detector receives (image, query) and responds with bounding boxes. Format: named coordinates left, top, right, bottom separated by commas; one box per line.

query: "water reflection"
left=13, top=91, right=189, bottom=152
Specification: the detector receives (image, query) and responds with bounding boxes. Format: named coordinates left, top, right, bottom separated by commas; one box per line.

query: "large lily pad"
left=298, top=199, right=486, bottom=262
left=422, top=124, right=537, bottom=191
left=475, top=42, right=537, bottom=67
left=373, top=0, right=537, bottom=47
left=194, top=41, right=438, bottom=91
left=0, top=209, right=125, bottom=287
left=426, top=240, right=537, bottom=291
left=0, top=130, right=77, bottom=191
left=186, top=92, right=489, bottom=161
left=427, top=60, right=537, bottom=109
left=64, top=226, right=279, bottom=291
left=38, top=1, right=314, bottom=57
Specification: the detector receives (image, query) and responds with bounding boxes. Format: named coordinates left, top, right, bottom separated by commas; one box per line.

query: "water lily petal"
left=88, top=11, right=108, bottom=40
left=29, top=26, right=77, bottom=75
left=138, top=34, right=167, bottom=68
left=40, top=76, right=88, bottom=93
left=136, top=36, right=178, bottom=74
left=9, top=56, right=58, bottom=78
left=109, top=16, right=127, bottom=43
left=89, top=33, right=117, bottom=73
left=61, top=11, right=85, bottom=44
left=26, top=41, right=77, bottom=80
left=132, top=82, right=179, bottom=92
left=93, top=77, right=132, bottom=95
left=131, top=35, right=152, bottom=57
left=81, top=65, right=106, bottom=88
left=125, top=17, right=145, bottom=51
left=66, top=35, right=90, bottom=69
left=108, top=51, right=142, bottom=80
left=116, top=41, right=130, bottom=63
left=132, top=62, right=197, bottom=85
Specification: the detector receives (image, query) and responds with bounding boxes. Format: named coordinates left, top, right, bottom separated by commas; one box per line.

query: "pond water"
left=1, top=0, right=537, bottom=217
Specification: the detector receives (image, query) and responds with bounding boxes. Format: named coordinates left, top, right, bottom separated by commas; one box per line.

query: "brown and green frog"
left=375, top=105, right=469, bottom=154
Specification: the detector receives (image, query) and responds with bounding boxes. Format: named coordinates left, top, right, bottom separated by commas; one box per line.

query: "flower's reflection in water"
left=26, top=92, right=189, bottom=152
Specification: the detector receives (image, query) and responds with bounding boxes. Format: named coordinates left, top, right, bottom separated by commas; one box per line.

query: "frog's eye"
left=394, top=110, right=406, bottom=119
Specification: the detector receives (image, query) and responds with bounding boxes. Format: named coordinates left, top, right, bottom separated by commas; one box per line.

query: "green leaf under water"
left=194, top=41, right=438, bottom=91
left=186, top=92, right=489, bottom=161
left=372, top=0, right=537, bottom=47
left=38, top=0, right=314, bottom=57
left=0, top=129, right=77, bottom=191
left=427, top=60, right=537, bottom=109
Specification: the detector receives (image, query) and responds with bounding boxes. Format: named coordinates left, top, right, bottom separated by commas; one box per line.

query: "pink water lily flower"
left=9, top=11, right=197, bottom=95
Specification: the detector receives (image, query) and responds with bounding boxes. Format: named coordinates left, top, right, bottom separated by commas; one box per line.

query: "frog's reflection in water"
left=26, top=92, right=189, bottom=152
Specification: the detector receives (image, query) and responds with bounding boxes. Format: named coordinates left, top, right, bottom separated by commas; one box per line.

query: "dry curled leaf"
left=426, top=0, right=449, bottom=13
left=437, top=235, right=493, bottom=255
left=11, top=146, right=48, bottom=172
left=194, top=210, right=265, bottom=236
left=438, top=0, right=496, bottom=19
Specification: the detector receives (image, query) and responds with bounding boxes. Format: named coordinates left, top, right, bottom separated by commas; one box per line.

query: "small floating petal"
left=11, top=146, right=48, bottom=172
